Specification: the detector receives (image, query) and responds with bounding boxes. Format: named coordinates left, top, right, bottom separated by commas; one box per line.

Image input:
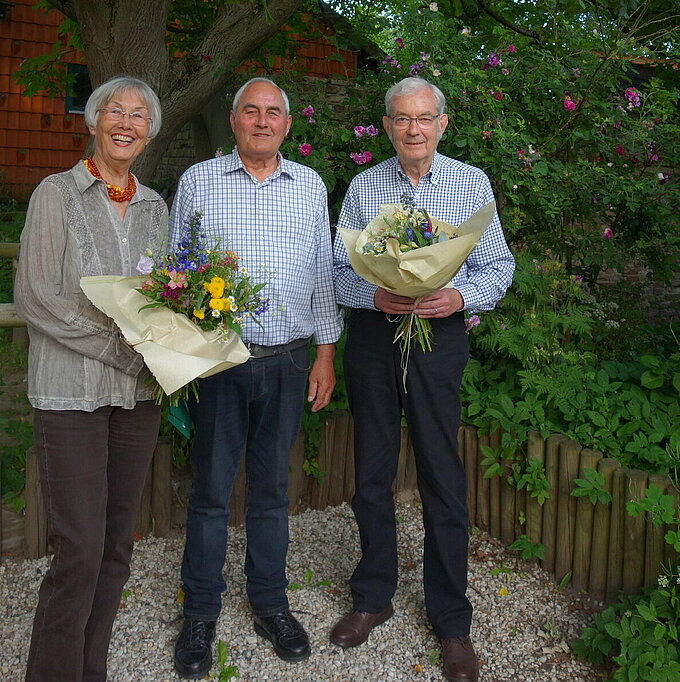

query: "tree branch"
left=477, top=0, right=542, bottom=45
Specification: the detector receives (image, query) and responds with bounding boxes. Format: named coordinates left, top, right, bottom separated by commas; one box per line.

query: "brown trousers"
left=25, top=402, right=161, bottom=682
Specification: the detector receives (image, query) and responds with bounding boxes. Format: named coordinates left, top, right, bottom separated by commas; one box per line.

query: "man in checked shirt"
left=331, top=77, right=514, bottom=681
left=170, top=77, right=342, bottom=678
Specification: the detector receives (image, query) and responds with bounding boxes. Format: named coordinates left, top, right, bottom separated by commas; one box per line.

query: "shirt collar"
left=394, top=151, right=444, bottom=186
left=226, top=148, right=295, bottom=182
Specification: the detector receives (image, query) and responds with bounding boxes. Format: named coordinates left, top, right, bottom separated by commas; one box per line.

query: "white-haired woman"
left=15, top=75, right=167, bottom=682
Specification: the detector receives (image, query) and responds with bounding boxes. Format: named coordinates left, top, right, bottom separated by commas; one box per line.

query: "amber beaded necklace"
left=83, top=157, right=136, bottom=202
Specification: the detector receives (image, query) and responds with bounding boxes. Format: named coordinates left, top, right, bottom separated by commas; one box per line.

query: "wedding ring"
left=435, top=308, right=438, bottom=313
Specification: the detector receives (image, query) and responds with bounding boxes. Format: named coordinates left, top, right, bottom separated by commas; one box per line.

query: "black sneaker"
left=173, top=618, right=217, bottom=679
left=253, top=610, right=311, bottom=662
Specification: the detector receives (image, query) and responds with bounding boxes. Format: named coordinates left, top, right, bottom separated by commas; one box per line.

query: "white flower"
left=212, top=309, right=221, bottom=318
left=460, top=27, right=470, bottom=35
left=432, top=68, right=441, bottom=77
left=429, top=2, right=438, bottom=11
left=513, top=185, right=518, bottom=190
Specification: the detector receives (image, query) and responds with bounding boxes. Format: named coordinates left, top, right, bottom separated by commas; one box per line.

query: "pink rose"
left=563, top=97, right=577, bottom=111
left=301, top=105, right=314, bottom=118
left=354, top=125, right=366, bottom=137
left=602, top=227, right=613, bottom=239
left=298, top=143, right=312, bottom=157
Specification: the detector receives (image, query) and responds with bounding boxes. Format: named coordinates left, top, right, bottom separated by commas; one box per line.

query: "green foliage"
left=0, top=416, right=32, bottom=513
left=210, top=640, right=239, bottom=681
left=572, top=468, right=613, bottom=505
left=509, top=534, right=546, bottom=560
left=573, top=569, right=680, bottom=681
left=514, top=458, right=551, bottom=505
left=627, top=485, right=680, bottom=553
left=288, top=567, right=331, bottom=590
left=461, top=251, right=680, bottom=476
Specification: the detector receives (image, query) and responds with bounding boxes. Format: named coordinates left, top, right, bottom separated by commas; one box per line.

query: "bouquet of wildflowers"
left=360, top=203, right=452, bottom=352
left=137, top=212, right=270, bottom=338
left=339, top=201, right=496, bottom=357
left=80, top=213, right=269, bottom=402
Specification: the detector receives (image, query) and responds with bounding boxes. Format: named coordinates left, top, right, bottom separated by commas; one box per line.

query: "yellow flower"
left=193, top=308, right=205, bottom=320
left=499, top=587, right=508, bottom=596
left=209, top=297, right=227, bottom=311
left=204, top=276, right=225, bottom=298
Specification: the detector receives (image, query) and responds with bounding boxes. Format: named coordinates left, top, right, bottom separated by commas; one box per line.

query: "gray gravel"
left=0, top=501, right=602, bottom=681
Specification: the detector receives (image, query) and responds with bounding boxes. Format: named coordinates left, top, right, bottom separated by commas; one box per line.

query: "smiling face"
left=230, top=81, right=291, bottom=165
left=383, top=87, right=448, bottom=175
left=87, top=89, right=152, bottom=173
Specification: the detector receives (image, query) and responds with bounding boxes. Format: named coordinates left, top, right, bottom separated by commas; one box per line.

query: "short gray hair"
left=385, top=77, right=446, bottom=116
left=232, top=77, right=290, bottom=116
left=84, top=76, right=162, bottom=138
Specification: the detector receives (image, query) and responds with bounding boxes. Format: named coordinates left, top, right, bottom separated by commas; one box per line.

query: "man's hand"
left=414, top=288, right=463, bottom=318
left=374, top=288, right=416, bottom=314
left=307, top=343, right=336, bottom=412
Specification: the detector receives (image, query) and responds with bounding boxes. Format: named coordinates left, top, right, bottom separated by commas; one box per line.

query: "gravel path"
left=0, top=502, right=603, bottom=681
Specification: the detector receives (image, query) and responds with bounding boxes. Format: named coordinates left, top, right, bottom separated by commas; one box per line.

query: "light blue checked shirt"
left=333, top=152, right=515, bottom=311
left=170, top=150, right=343, bottom=346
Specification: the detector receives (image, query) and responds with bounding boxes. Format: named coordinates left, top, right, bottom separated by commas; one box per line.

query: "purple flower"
left=301, top=105, right=314, bottom=118
left=563, top=97, right=577, bottom=111
left=214, top=148, right=224, bottom=158
left=350, top=151, right=373, bottom=166
left=465, top=315, right=481, bottom=333
left=615, top=144, right=625, bottom=156
left=365, top=125, right=378, bottom=136
left=395, top=37, right=405, bottom=49
left=136, top=255, right=154, bottom=275
left=409, top=62, right=425, bottom=76
left=602, top=227, right=613, bottom=239
left=354, top=125, right=366, bottom=137
left=507, top=45, right=516, bottom=53
left=624, top=88, right=641, bottom=107
left=298, top=143, right=312, bottom=157
left=487, top=53, right=500, bottom=67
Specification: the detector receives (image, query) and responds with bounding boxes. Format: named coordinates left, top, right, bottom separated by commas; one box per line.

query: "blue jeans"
left=181, top=347, right=310, bottom=620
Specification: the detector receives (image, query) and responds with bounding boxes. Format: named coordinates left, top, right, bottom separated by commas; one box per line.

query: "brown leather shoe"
left=441, top=636, right=479, bottom=681
left=329, top=604, right=394, bottom=648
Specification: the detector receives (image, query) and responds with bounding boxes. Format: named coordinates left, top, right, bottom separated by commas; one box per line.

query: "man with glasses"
left=331, top=77, right=514, bottom=682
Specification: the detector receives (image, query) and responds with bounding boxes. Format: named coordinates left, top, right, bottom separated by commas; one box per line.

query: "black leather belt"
left=246, top=337, right=310, bottom=359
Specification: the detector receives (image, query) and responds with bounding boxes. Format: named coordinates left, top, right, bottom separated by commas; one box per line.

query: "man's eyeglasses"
left=100, top=107, right=151, bottom=127
left=388, top=115, right=441, bottom=130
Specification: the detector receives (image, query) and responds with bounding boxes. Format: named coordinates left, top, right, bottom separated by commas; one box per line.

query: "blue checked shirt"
left=170, top=150, right=343, bottom=346
left=333, top=152, right=515, bottom=311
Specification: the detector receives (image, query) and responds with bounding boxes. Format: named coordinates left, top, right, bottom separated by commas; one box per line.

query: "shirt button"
left=122, top=238, right=128, bottom=243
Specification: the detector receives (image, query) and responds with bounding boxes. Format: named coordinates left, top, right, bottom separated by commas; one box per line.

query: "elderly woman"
left=15, top=75, right=167, bottom=682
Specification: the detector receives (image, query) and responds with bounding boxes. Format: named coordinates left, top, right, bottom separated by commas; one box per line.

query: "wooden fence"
left=2, top=411, right=678, bottom=604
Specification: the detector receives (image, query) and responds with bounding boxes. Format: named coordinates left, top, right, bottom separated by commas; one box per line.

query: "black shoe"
left=253, top=610, right=311, bottom=662
left=174, top=618, right=217, bottom=679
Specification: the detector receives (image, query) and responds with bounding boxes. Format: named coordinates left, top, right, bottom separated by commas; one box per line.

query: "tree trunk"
left=50, top=0, right=302, bottom=184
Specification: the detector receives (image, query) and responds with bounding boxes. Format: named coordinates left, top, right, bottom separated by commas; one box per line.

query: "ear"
left=87, top=125, right=96, bottom=137
left=229, top=110, right=236, bottom=132
left=285, top=114, right=292, bottom=136
left=382, top=115, right=391, bottom=135
left=439, top=113, right=449, bottom=135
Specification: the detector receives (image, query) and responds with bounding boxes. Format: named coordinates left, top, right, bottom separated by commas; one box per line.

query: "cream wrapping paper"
left=338, top=201, right=496, bottom=298
left=80, top=275, right=250, bottom=395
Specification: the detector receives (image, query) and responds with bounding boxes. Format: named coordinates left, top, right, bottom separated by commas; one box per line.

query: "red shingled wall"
left=0, top=0, right=357, bottom=201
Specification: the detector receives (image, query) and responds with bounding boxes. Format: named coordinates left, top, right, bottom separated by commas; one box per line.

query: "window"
left=65, top=64, right=91, bottom=114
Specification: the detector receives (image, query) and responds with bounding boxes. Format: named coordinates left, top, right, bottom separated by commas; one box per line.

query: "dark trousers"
left=344, top=309, right=472, bottom=638
left=25, top=402, right=161, bottom=682
left=180, top=347, right=310, bottom=620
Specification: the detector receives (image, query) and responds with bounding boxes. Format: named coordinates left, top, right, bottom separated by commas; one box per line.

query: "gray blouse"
left=15, top=162, right=168, bottom=411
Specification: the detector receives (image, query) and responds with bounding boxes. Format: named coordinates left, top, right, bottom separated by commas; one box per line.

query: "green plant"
left=509, top=534, right=546, bottom=561
left=288, top=568, right=330, bottom=590
left=0, top=416, right=32, bottom=513
left=210, top=640, right=239, bottom=681
left=627, top=485, right=680, bottom=553
left=573, top=569, right=680, bottom=681
left=572, top=468, right=613, bottom=505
